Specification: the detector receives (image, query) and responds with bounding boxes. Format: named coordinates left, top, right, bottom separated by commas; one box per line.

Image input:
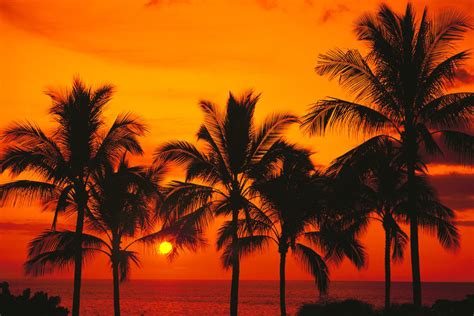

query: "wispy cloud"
left=0, top=221, right=50, bottom=234
left=319, top=4, right=349, bottom=23
left=255, top=0, right=279, bottom=10
left=454, top=220, right=474, bottom=227
left=145, top=0, right=191, bottom=8
left=452, top=67, right=474, bottom=87
left=429, top=173, right=474, bottom=211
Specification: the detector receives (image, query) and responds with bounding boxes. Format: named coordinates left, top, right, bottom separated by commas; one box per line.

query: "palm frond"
left=250, top=113, right=297, bottom=163
left=116, top=250, right=141, bottom=282
left=25, top=230, right=107, bottom=276
left=292, top=243, right=329, bottom=294
left=438, top=130, right=474, bottom=163
left=93, top=113, right=146, bottom=166
left=423, top=93, right=474, bottom=129
left=316, top=48, right=398, bottom=111
left=0, top=180, right=56, bottom=207
left=221, top=235, right=271, bottom=269
left=301, top=98, right=394, bottom=136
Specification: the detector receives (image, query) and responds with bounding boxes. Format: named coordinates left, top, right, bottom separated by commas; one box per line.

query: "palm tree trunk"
left=230, top=208, right=239, bottom=316
left=112, top=260, right=121, bottom=316
left=72, top=199, right=85, bottom=316
left=384, top=226, right=391, bottom=310
left=279, top=249, right=287, bottom=316
left=407, top=161, right=422, bottom=306
left=410, top=215, right=421, bottom=306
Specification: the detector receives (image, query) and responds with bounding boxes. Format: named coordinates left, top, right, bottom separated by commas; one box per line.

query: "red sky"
left=0, top=0, right=473, bottom=282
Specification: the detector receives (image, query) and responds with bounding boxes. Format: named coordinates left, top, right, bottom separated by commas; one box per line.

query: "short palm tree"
left=330, top=140, right=408, bottom=310
left=330, top=138, right=460, bottom=309
left=302, top=3, right=473, bottom=305
left=0, top=78, right=146, bottom=316
left=225, top=144, right=366, bottom=316
left=156, top=91, right=297, bottom=316
left=24, top=158, right=204, bottom=316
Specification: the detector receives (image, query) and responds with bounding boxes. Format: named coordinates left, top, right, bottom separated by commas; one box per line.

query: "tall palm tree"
left=302, top=3, right=473, bottom=305
left=0, top=78, right=146, bottom=316
left=225, top=144, right=366, bottom=316
left=156, top=91, right=297, bottom=316
left=24, top=158, right=204, bottom=316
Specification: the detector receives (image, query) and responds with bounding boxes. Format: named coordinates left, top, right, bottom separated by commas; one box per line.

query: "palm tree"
left=24, top=158, right=204, bottom=316
left=87, top=157, right=161, bottom=316
left=226, top=144, right=366, bottom=316
left=329, top=140, right=408, bottom=310
left=302, top=3, right=473, bottom=305
left=156, top=91, right=297, bottom=316
left=330, top=138, right=460, bottom=309
left=0, top=78, right=146, bottom=316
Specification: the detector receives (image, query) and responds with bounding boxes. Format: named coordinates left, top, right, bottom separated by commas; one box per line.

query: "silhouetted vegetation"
left=329, top=140, right=459, bottom=309
left=22, top=158, right=204, bottom=316
left=240, top=143, right=366, bottom=316
left=0, top=281, right=68, bottom=316
left=297, top=295, right=474, bottom=316
left=157, top=91, right=297, bottom=316
left=302, top=2, right=473, bottom=306
left=0, top=2, right=472, bottom=316
left=0, top=78, right=146, bottom=316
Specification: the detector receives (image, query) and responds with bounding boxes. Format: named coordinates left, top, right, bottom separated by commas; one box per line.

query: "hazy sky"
left=0, top=0, right=473, bottom=282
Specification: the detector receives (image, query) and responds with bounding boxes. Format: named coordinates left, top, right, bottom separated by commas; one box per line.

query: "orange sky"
left=0, top=0, right=473, bottom=282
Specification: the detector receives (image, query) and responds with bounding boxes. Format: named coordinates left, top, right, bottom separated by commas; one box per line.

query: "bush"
left=297, top=295, right=474, bottom=316
left=0, top=281, right=69, bottom=316
left=431, top=295, right=474, bottom=316
left=298, top=299, right=377, bottom=316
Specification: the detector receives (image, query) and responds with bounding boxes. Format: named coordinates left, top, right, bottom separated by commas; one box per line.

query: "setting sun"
left=158, top=241, right=173, bottom=255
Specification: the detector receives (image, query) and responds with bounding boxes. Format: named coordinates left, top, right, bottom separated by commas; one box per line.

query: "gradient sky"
left=0, top=0, right=473, bottom=282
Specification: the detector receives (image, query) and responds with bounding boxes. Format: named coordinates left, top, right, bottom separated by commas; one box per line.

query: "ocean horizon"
left=4, top=279, right=474, bottom=315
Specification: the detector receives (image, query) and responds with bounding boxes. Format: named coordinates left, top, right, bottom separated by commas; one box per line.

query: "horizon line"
left=3, top=278, right=474, bottom=284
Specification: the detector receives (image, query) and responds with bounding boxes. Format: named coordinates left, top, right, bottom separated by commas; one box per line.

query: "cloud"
left=0, top=221, right=50, bottom=234
left=452, top=67, right=474, bottom=87
left=145, top=0, right=191, bottom=7
left=0, top=221, right=76, bottom=234
left=428, top=173, right=474, bottom=211
left=255, top=0, right=279, bottom=10
left=454, top=220, right=474, bottom=227
left=319, top=4, right=349, bottom=23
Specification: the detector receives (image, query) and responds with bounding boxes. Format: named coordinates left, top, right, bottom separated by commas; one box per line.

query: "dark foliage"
left=0, top=281, right=68, bottom=316
left=297, top=295, right=474, bottom=316
left=298, top=299, right=376, bottom=316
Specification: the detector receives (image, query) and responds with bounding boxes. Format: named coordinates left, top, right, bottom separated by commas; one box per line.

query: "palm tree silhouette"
left=24, top=158, right=204, bottom=316
left=302, top=3, right=473, bottom=305
left=330, top=137, right=460, bottom=309
left=227, top=143, right=366, bottom=316
left=0, top=78, right=146, bottom=316
left=156, top=91, right=297, bottom=316
left=329, top=140, right=408, bottom=310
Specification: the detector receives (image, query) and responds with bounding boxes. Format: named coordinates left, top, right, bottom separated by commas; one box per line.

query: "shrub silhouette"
left=298, top=295, right=474, bottom=316
left=298, top=299, right=376, bottom=316
left=0, top=281, right=68, bottom=316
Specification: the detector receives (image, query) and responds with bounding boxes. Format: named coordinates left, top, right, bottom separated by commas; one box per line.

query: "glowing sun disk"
left=159, top=241, right=173, bottom=254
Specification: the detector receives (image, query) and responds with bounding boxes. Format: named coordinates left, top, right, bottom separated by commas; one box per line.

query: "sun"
left=158, top=241, right=173, bottom=255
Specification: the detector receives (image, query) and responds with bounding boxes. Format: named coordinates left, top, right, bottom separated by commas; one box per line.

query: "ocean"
left=5, top=279, right=474, bottom=315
